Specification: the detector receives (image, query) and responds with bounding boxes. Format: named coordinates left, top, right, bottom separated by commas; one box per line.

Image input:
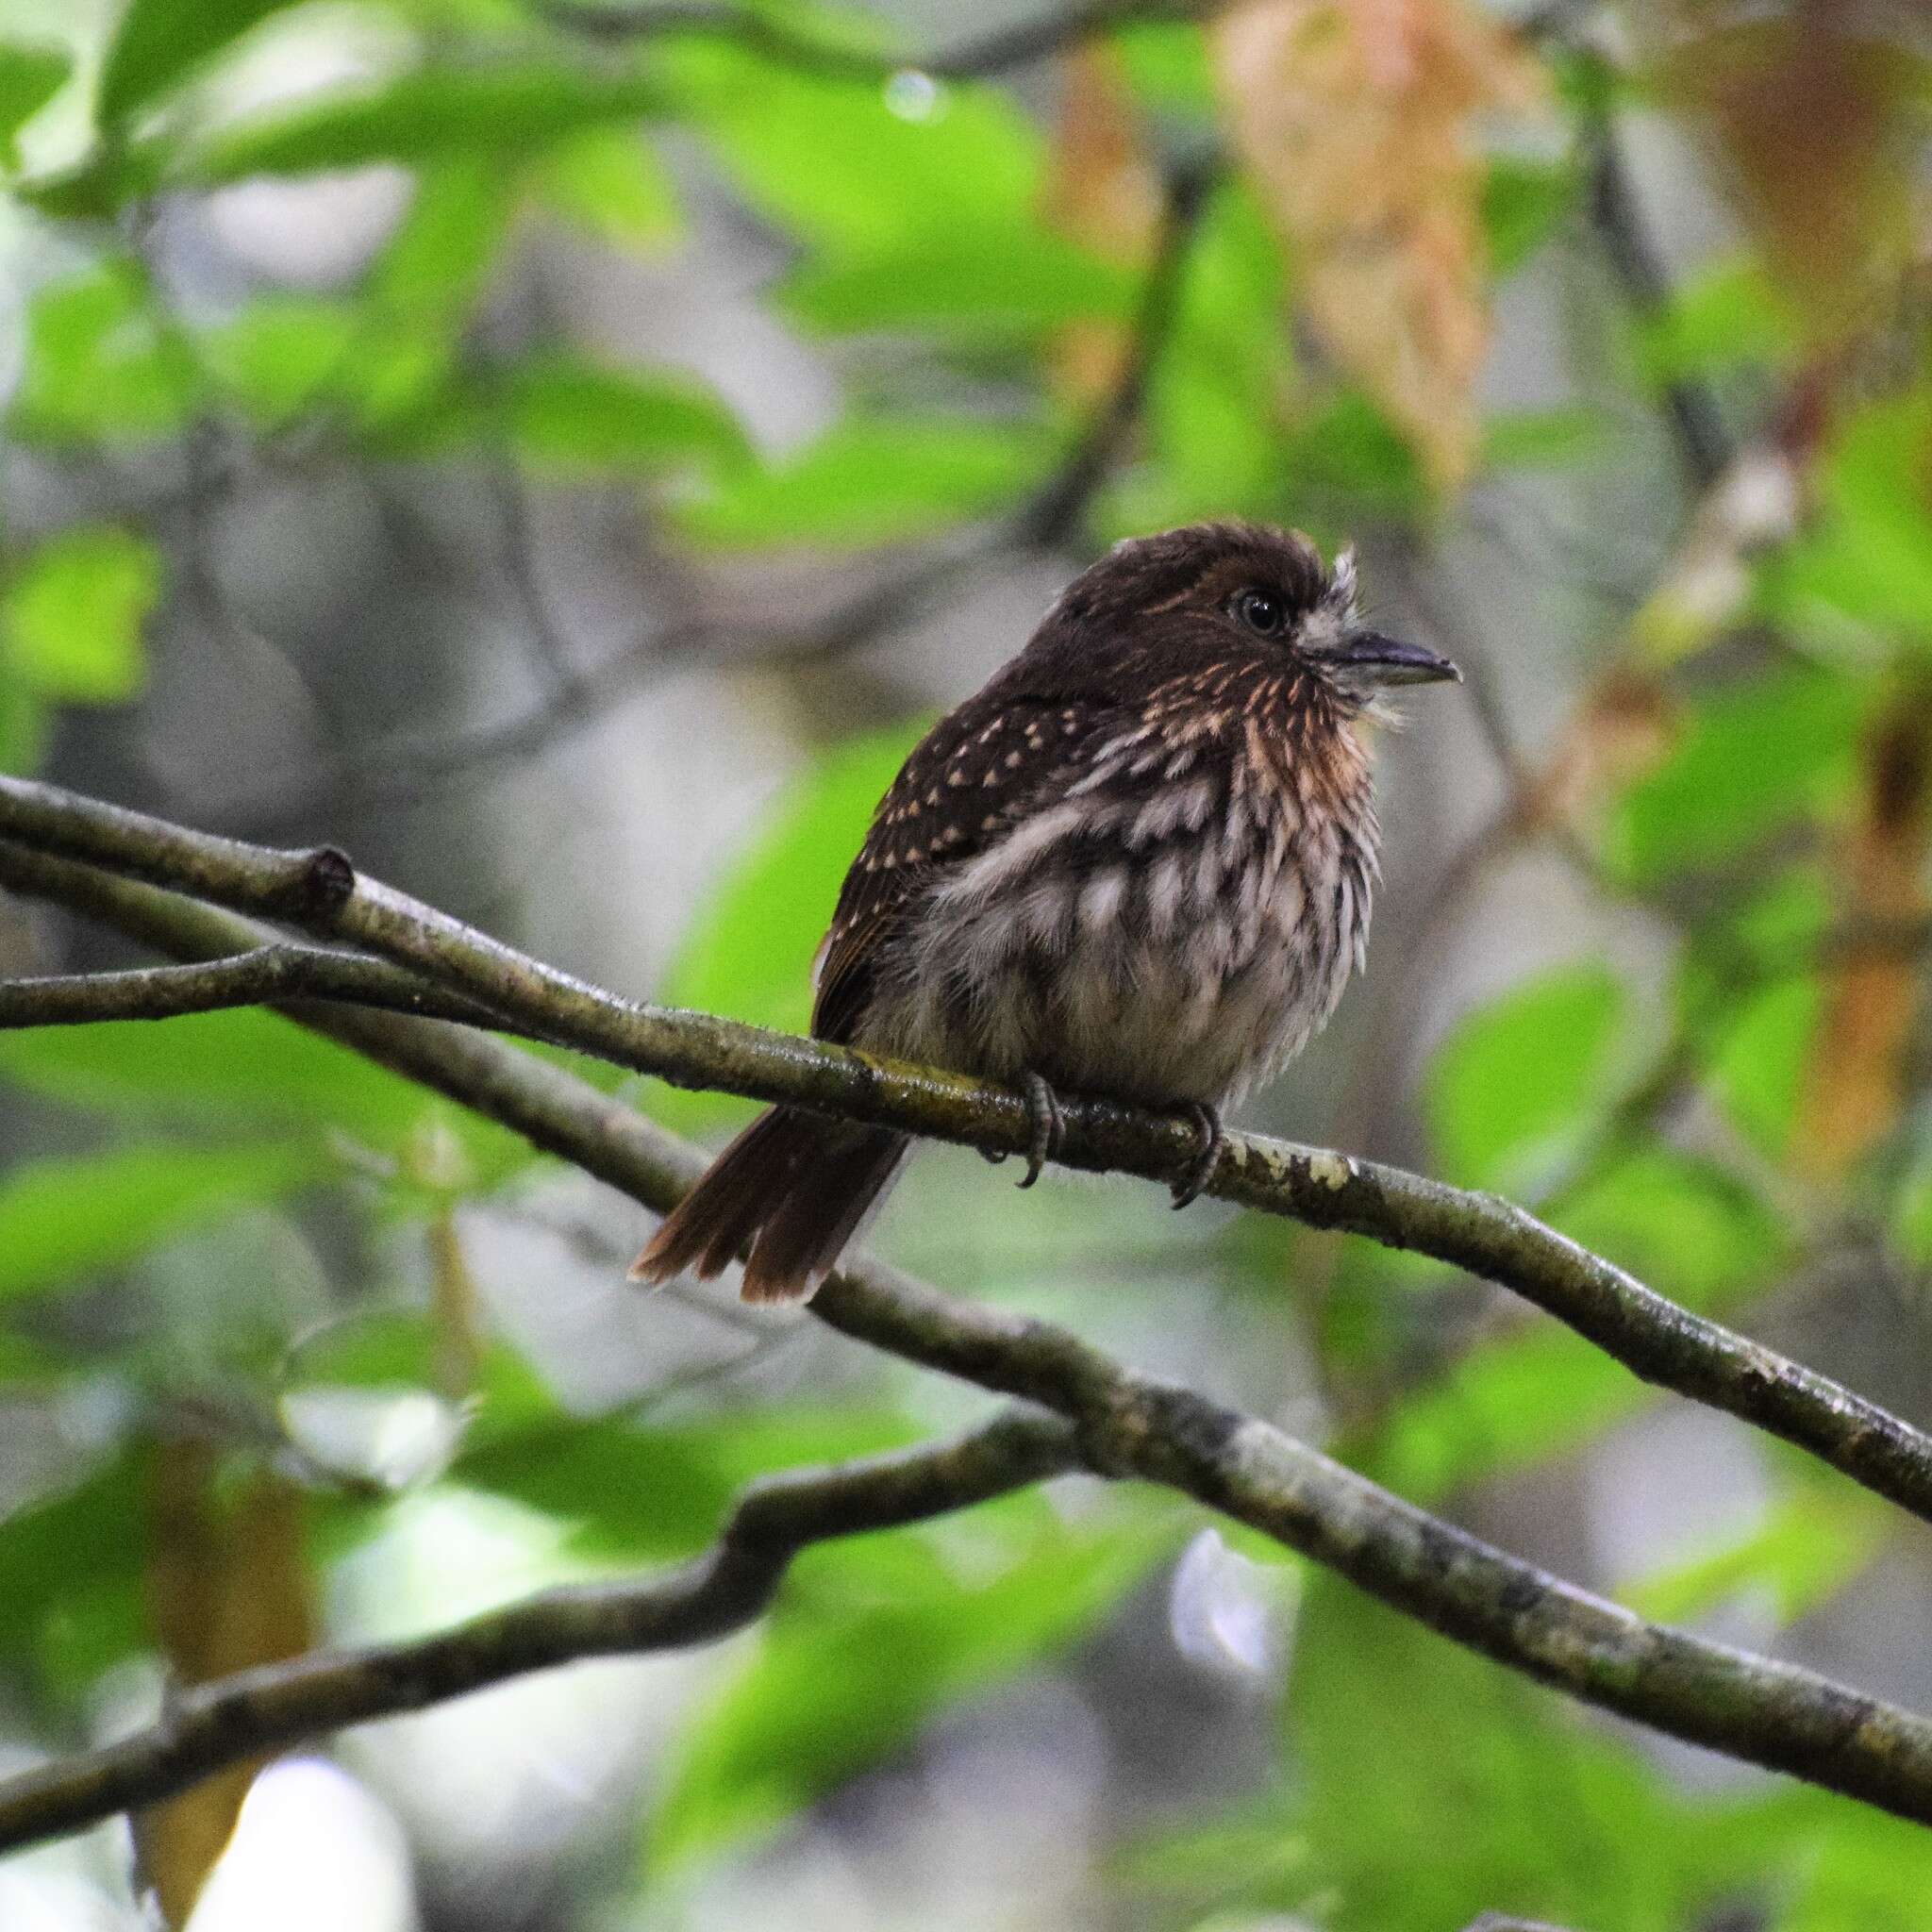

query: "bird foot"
left=1016, top=1072, right=1065, bottom=1189
left=1170, top=1104, right=1224, bottom=1209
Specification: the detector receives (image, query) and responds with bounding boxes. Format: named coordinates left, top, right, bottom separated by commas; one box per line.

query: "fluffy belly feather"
left=858, top=787, right=1374, bottom=1108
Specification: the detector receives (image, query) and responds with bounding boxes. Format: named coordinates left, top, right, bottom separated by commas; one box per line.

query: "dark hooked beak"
left=1333, top=629, right=1460, bottom=687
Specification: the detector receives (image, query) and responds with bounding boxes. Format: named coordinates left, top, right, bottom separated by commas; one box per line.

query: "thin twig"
left=541, top=0, right=1225, bottom=78
left=1014, top=148, right=1223, bottom=546
left=0, top=1408, right=1077, bottom=1853
left=0, top=943, right=501, bottom=1031
left=1581, top=100, right=1733, bottom=494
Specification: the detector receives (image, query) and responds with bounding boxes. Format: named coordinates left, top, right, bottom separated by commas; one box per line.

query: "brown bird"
left=632, top=521, right=1457, bottom=1304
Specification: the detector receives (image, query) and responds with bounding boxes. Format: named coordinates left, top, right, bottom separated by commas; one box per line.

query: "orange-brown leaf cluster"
left=1212, top=0, right=1545, bottom=492
left=1043, top=44, right=1163, bottom=406
left=1662, top=5, right=1926, bottom=347
left=1798, top=688, right=1932, bottom=1174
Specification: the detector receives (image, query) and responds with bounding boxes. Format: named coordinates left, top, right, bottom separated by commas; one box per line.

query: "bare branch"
left=541, top=0, right=1224, bottom=78
left=1579, top=87, right=1733, bottom=493
left=0, top=942, right=501, bottom=1031
left=1014, top=147, right=1223, bottom=547
left=0, top=1408, right=1077, bottom=1854
left=7, top=841, right=1932, bottom=1838
left=5, top=778, right=1932, bottom=1535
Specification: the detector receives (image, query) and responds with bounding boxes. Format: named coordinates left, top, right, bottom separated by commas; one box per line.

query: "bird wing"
left=810, top=692, right=1108, bottom=1043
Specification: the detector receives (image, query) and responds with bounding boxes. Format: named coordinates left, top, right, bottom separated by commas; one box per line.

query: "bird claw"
left=1017, top=1072, right=1064, bottom=1189
left=1170, top=1104, right=1223, bottom=1209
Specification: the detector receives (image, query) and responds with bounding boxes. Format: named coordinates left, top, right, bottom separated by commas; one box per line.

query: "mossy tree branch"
left=6, top=793, right=1932, bottom=1840
left=4, top=774, right=1931, bottom=1528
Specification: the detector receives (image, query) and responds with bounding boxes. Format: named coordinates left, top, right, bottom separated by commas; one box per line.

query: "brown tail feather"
left=629, top=1107, right=908, bottom=1305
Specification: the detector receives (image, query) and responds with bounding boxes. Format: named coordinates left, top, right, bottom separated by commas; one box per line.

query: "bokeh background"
left=1, top=0, right=1931, bottom=1924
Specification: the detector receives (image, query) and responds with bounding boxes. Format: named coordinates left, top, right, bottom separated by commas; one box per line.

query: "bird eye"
left=1232, top=588, right=1286, bottom=638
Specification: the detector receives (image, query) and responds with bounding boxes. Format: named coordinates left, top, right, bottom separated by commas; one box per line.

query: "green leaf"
left=490, top=355, right=749, bottom=475
left=1483, top=155, right=1577, bottom=276
left=383, top=355, right=747, bottom=474
left=201, top=297, right=359, bottom=425
left=1359, top=1324, right=1653, bottom=1506
left=1281, top=1576, right=1774, bottom=1932
left=2, top=526, right=162, bottom=703
left=1637, top=256, right=1795, bottom=384
left=1341, top=1143, right=1790, bottom=1492
left=462, top=1408, right=921, bottom=1559
left=1776, top=1804, right=1932, bottom=1931
left=0, top=1329, right=75, bottom=1388
left=649, top=1500, right=1167, bottom=1873
left=1098, top=184, right=1295, bottom=537
left=0, top=1008, right=531, bottom=1179
left=98, top=0, right=309, bottom=125
left=0, top=1141, right=318, bottom=1304
left=0, top=42, right=72, bottom=166
left=1767, top=394, right=1932, bottom=650
left=536, top=125, right=679, bottom=248
left=283, top=1307, right=554, bottom=1437
left=11, top=145, right=165, bottom=219
left=1425, top=963, right=1626, bottom=1193
left=371, top=158, right=514, bottom=316
left=658, top=720, right=926, bottom=1127
left=0, top=675, right=50, bottom=775
left=1277, top=391, right=1426, bottom=525
left=1704, top=974, right=1821, bottom=1162
left=1892, top=1152, right=1932, bottom=1266
left=1291, top=1581, right=1593, bottom=1926
left=1600, top=668, right=1868, bottom=886
left=1480, top=405, right=1613, bottom=472
left=10, top=260, right=193, bottom=444
left=1110, top=1800, right=1311, bottom=1912
left=1881, top=1080, right=1932, bottom=1267
left=1113, top=17, right=1217, bottom=114
left=1622, top=1488, right=1886, bottom=1627
left=1555, top=1146, right=1790, bottom=1312
left=338, top=160, right=517, bottom=431
left=191, top=61, right=665, bottom=183
left=675, top=413, right=1054, bottom=549
left=784, top=228, right=1133, bottom=337
left=279, top=1309, right=557, bottom=1491
left=658, top=36, right=1041, bottom=253
left=0, top=1449, right=147, bottom=1691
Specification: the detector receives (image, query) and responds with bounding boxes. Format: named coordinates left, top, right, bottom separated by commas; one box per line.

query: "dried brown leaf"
left=1213, top=0, right=1545, bottom=491
left=1524, top=668, right=1680, bottom=836
left=1043, top=44, right=1162, bottom=406
left=133, top=1438, right=315, bottom=1927
left=1798, top=687, right=1932, bottom=1174
left=429, top=1205, right=484, bottom=1397
left=1662, top=7, right=1927, bottom=347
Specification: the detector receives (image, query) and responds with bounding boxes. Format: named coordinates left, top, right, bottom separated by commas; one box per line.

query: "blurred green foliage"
left=1425, top=961, right=1627, bottom=1194
left=659, top=720, right=926, bottom=1128
left=0, top=0, right=1930, bottom=1925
